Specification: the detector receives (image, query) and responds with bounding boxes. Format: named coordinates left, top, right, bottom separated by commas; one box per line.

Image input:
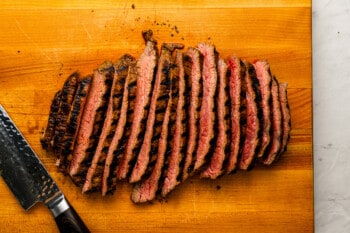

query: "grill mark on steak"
left=263, top=77, right=283, bottom=165
left=40, top=90, right=62, bottom=149
left=131, top=64, right=175, bottom=203
left=52, top=73, right=79, bottom=166
left=225, top=56, right=245, bottom=173
left=69, top=61, right=114, bottom=185
left=129, top=43, right=183, bottom=183
left=161, top=50, right=188, bottom=196
left=239, top=62, right=261, bottom=170
left=58, top=77, right=92, bottom=174
left=277, top=82, right=291, bottom=157
left=101, top=60, right=138, bottom=195
left=83, top=54, right=136, bottom=193
left=182, top=47, right=203, bottom=180
left=193, top=43, right=218, bottom=172
left=253, top=60, right=272, bottom=158
left=201, top=58, right=230, bottom=179
left=116, top=30, right=158, bottom=180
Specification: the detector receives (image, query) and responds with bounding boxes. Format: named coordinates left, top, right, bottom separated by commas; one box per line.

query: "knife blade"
left=0, top=104, right=90, bottom=233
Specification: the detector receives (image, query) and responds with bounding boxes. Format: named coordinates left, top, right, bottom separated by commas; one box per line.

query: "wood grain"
left=0, top=1, right=312, bottom=232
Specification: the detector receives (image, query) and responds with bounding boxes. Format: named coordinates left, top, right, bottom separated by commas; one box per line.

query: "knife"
left=0, top=105, right=90, bottom=233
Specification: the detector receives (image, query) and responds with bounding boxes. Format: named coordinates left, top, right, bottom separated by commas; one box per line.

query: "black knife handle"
left=49, top=197, right=90, bottom=233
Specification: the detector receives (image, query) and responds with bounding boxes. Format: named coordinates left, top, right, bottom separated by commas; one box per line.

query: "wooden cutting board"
left=0, top=0, right=312, bottom=232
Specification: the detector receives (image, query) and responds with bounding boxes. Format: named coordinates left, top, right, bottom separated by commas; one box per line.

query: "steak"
left=101, top=58, right=138, bottom=195
left=278, top=82, right=291, bottom=156
left=131, top=56, right=177, bottom=203
left=69, top=61, right=114, bottom=185
left=182, top=47, right=203, bottom=180
left=193, top=43, right=218, bottom=172
left=58, top=76, right=92, bottom=173
left=52, top=73, right=79, bottom=166
left=201, top=58, right=230, bottom=179
left=263, top=77, right=283, bottom=165
left=40, top=90, right=62, bottom=149
left=225, top=56, right=244, bottom=174
left=253, top=60, right=272, bottom=158
left=129, top=43, right=183, bottom=183
left=116, top=30, right=158, bottom=180
left=41, top=30, right=292, bottom=202
left=82, top=54, right=136, bottom=193
left=239, top=62, right=262, bottom=170
left=161, top=50, right=188, bottom=196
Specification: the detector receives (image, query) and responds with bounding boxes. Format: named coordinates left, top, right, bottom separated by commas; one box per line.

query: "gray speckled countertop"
left=313, top=0, right=350, bottom=232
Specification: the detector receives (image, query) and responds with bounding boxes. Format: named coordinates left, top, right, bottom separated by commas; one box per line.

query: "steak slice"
left=69, top=61, right=114, bottom=185
left=129, top=43, right=183, bottom=183
left=161, top=50, right=188, bottom=196
left=52, top=73, right=79, bottom=166
left=239, top=62, right=262, bottom=170
left=192, top=43, right=218, bottom=172
left=116, top=30, right=158, bottom=180
left=263, top=77, right=283, bottom=165
left=253, top=60, right=272, bottom=158
left=201, top=58, right=230, bottom=179
left=131, top=59, right=176, bottom=203
left=277, top=82, right=291, bottom=157
left=182, top=47, right=203, bottom=180
left=40, top=90, right=62, bottom=149
left=58, top=76, right=92, bottom=174
left=101, top=59, right=138, bottom=195
left=225, top=56, right=245, bottom=174
left=82, top=54, right=136, bottom=193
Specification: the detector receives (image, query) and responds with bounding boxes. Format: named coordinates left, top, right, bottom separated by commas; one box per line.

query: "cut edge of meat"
left=201, top=58, right=229, bottom=179
left=182, top=47, right=203, bottom=181
left=239, top=62, right=261, bottom=170
left=277, top=82, right=291, bottom=157
left=225, top=55, right=244, bottom=174
left=193, top=42, right=218, bottom=172
left=115, top=30, right=159, bottom=180
left=69, top=61, right=114, bottom=180
left=129, top=43, right=183, bottom=184
left=161, top=49, right=187, bottom=196
left=59, top=76, right=92, bottom=174
left=263, top=77, right=282, bottom=165
left=253, top=60, right=272, bottom=158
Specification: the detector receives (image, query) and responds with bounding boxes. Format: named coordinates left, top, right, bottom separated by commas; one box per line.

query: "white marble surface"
left=313, top=0, right=350, bottom=232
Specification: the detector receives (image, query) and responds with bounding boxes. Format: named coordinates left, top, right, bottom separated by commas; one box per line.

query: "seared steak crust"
left=58, top=76, right=92, bottom=174
left=40, top=90, right=62, bottom=149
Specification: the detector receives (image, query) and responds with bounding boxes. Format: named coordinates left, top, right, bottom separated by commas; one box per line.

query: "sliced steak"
left=161, top=50, right=188, bottom=196
left=239, top=62, right=262, bottom=170
left=253, top=60, right=272, bottom=158
left=52, top=73, right=79, bottom=166
left=69, top=61, right=114, bottom=185
left=40, top=90, right=62, bottom=149
left=182, top=47, right=203, bottom=180
left=101, top=59, right=138, bottom=195
left=201, top=58, right=230, bottom=179
left=58, top=76, right=92, bottom=174
left=82, top=54, right=136, bottom=193
left=278, top=82, right=291, bottom=156
left=131, top=61, right=176, bottom=203
left=263, top=77, right=283, bottom=165
left=116, top=30, right=158, bottom=180
left=129, top=43, right=183, bottom=183
left=225, top=56, right=245, bottom=174
left=192, top=43, right=218, bottom=172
